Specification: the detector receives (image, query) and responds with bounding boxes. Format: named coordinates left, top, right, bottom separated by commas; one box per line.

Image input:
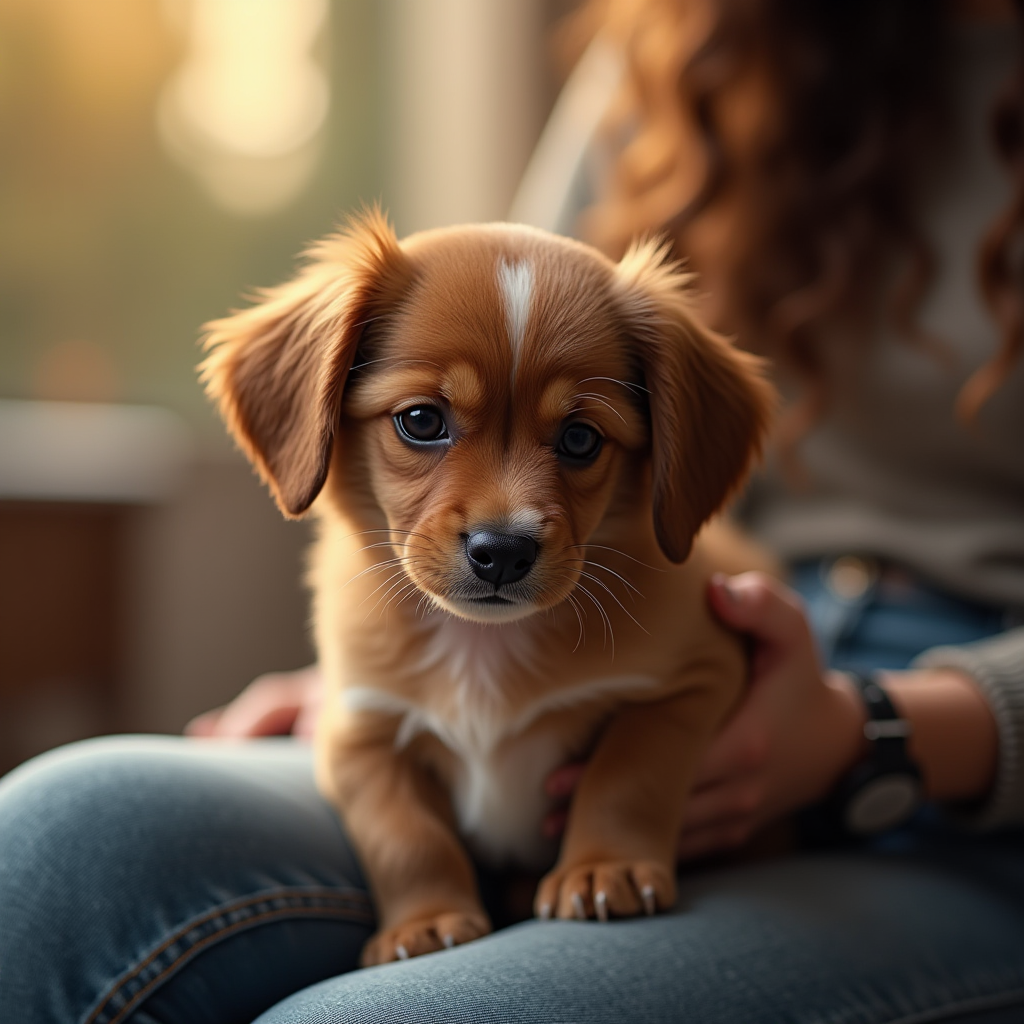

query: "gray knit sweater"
left=741, top=23, right=1024, bottom=829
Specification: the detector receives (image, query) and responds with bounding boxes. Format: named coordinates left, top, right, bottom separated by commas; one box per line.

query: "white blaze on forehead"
left=497, top=258, right=533, bottom=376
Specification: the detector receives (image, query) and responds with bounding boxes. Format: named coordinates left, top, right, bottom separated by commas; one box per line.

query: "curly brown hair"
left=580, top=0, right=1024, bottom=438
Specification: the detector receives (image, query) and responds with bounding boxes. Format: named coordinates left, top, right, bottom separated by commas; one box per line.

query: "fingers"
left=215, top=697, right=303, bottom=737
left=290, top=666, right=325, bottom=739
left=682, top=776, right=764, bottom=833
left=691, top=713, right=769, bottom=787
left=676, top=819, right=754, bottom=863
left=708, top=572, right=811, bottom=648
left=183, top=707, right=224, bottom=737
left=541, top=763, right=584, bottom=840
left=545, top=762, right=585, bottom=799
left=292, top=699, right=321, bottom=740
left=186, top=672, right=309, bottom=738
left=542, top=807, right=568, bottom=840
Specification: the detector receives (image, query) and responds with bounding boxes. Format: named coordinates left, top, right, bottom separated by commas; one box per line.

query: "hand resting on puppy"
left=548, top=572, right=999, bottom=859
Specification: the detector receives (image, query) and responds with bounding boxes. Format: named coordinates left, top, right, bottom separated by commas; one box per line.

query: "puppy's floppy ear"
left=200, top=208, right=413, bottom=517
left=614, top=239, right=776, bottom=563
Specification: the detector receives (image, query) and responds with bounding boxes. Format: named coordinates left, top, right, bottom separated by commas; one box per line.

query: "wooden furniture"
left=0, top=401, right=188, bottom=775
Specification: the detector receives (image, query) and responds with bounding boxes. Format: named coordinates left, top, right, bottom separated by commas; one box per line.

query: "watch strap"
left=847, top=671, right=916, bottom=772
left=804, top=671, right=925, bottom=837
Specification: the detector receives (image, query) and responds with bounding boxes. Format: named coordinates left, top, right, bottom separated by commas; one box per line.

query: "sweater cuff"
left=912, top=627, right=1024, bottom=831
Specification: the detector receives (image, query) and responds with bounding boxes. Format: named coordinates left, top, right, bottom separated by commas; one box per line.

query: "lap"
left=0, top=736, right=372, bottom=1024
left=4, top=737, right=1024, bottom=1024
left=257, top=836, right=1024, bottom=1024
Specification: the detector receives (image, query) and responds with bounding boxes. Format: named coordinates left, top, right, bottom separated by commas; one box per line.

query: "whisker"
left=345, top=528, right=434, bottom=545
left=565, top=592, right=586, bottom=652
left=576, top=570, right=649, bottom=634
left=376, top=581, right=421, bottom=624
left=349, top=355, right=442, bottom=372
left=358, top=561, right=427, bottom=608
left=359, top=570, right=411, bottom=608
left=564, top=543, right=665, bottom=572
left=393, top=583, right=422, bottom=610
left=564, top=558, right=643, bottom=598
left=350, top=313, right=385, bottom=331
left=352, top=541, right=409, bottom=554
left=576, top=375, right=650, bottom=396
left=363, top=576, right=417, bottom=624
left=344, top=558, right=407, bottom=588
left=576, top=582, right=614, bottom=656
left=571, top=393, right=627, bottom=424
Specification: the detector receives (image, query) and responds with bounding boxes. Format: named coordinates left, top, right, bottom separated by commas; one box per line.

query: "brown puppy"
left=202, top=210, right=775, bottom=966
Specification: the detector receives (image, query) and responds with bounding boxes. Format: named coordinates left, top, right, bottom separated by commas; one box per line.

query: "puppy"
left=202, top=210, right=775, bottom=966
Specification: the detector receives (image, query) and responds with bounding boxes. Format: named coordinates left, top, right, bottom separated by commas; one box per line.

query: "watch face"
left=845, top=775, right=922, bottom=835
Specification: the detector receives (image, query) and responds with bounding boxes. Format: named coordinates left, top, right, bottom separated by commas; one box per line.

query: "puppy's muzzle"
left=464, top=531, right=537, bottom=587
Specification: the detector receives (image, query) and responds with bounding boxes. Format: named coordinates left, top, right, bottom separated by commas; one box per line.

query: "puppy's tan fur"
left=202, top=211, right=776, bottom=966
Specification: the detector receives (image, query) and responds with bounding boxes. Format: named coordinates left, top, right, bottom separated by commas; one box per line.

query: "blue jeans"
left=2, top=563, right=1023, bottom=1024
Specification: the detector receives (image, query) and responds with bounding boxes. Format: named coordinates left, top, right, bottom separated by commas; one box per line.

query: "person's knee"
left=0, top=734, right=363, bottom=900
left=0, top=737, right=179, bottom=873
left=1, top=735, right=184, bottom=812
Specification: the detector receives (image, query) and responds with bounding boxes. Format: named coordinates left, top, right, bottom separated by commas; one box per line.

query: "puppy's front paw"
left=360, top=910, right=491, bottom=966
left=535, top=860, right=675, bottom=922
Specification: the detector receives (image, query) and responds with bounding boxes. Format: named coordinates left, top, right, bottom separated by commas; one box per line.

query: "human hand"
left=544, top=572, right=867, bottom=859
left=673, top=572, right=866, bottom=859
left=184, top=664, right=323, bottom=739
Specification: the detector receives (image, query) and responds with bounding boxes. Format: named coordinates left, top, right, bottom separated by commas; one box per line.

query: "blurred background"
left=0, top=0, right=575, bottom=774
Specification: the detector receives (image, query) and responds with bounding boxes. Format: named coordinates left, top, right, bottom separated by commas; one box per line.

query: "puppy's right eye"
left=395, top=405, right=449, bottom=444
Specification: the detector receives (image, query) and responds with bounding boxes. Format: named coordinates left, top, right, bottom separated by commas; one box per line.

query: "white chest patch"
left=341, top=628, right=659, bottom=869
left=497, top=258, right=533, bottom=377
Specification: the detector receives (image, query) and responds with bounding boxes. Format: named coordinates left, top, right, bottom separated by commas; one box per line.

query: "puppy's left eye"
left=556, top=421, right=603, bottom=463
left=395, top=405, right=449, bottom=444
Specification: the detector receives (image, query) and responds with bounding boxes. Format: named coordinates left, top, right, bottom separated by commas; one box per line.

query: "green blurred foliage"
left=0, top=0, right=385, bottom=448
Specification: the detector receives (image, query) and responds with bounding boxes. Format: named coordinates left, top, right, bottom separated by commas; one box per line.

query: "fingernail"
left=641, top=885, right=656, bottom=916
left=538, top=903, right=552, bottom=920
left=712, top=574, right=739, bottom=603
left=395, top=944, right=409, bottom=960
left=571, top=893, right=587, bottom=920
left=442, top=934, right=455, bottom=949
left=595, top=891, right=608, bottom=922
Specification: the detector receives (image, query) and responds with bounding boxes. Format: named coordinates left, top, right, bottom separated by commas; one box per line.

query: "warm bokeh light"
left=0, top=0, right=385, bottom=766
left=158, top=0, right=330, bottom=215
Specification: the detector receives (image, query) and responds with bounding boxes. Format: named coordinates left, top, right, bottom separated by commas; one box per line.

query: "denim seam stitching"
left=85, top=888, right=373, bottom=1024
left=91, top=886, right=372, bottom=992
left=102, top=906, right=371, bottom=1024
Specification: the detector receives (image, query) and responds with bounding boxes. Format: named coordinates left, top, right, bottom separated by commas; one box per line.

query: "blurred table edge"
left=0, top=399, right=193, bottom=504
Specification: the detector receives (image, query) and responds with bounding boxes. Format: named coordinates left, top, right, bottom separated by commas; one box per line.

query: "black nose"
left=465, top=531, right=538, bottom=586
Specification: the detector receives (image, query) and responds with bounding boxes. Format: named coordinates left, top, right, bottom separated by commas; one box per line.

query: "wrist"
left=818, top=671, right=870, bottom=796
left=880, top=668, right=998, bottom=803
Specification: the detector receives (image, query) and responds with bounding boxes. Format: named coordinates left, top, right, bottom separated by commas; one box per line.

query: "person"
left=2, top=2, right=1023, bottom=1022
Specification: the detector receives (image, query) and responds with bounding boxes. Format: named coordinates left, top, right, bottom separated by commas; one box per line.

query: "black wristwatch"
left=834, top=672, right=923, bottom=835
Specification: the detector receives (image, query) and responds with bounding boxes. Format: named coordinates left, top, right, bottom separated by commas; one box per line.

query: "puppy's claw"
left=594, top=890, right=609, bottom=922
left=442, top=934, right=455, bottom=950
left=571, top=892, right=587, bottom=920
left=395, top=944, right=409, bottom=960
left=538, top=903, right=552, bottom=921
left=641, top=885, right=656, bottom=916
